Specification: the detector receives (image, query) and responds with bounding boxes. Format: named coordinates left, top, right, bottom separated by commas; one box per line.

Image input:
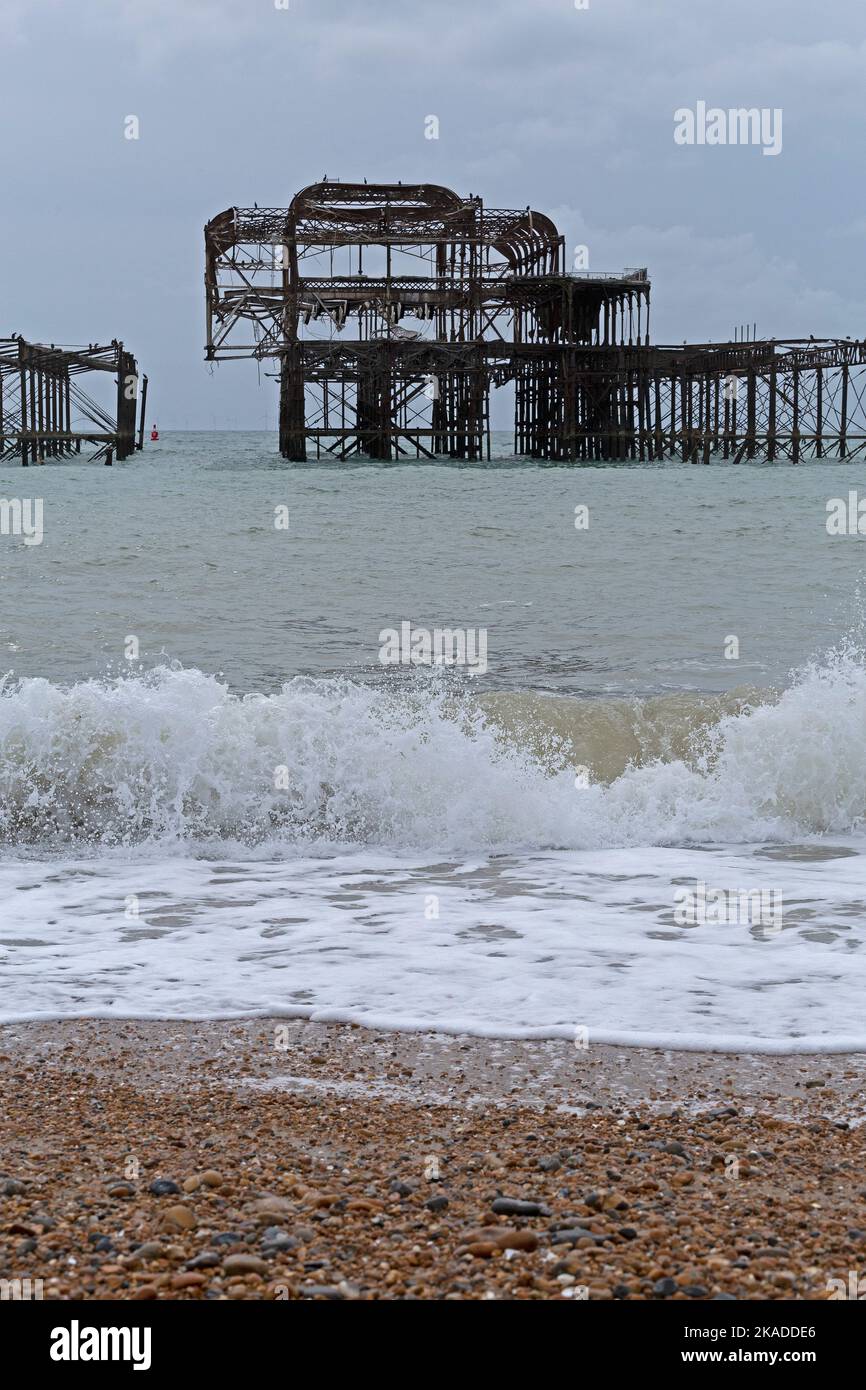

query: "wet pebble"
left=491, top=1197, right=549, bottom=1217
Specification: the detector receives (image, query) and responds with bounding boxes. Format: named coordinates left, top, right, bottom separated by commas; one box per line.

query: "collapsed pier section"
left=0, top=338, right=147, bottom=465
left=205, top=182, right=649, bottom=461
left=204, top=182, right=865, bottom=462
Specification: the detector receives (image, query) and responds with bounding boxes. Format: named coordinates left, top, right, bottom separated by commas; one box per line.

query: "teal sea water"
left=2, top=432, right=866, bottom=1050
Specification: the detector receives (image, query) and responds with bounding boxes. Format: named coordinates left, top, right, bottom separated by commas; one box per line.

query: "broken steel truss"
left=0, top=338, right=147, bottom=465
left=204, top=182, right=866, bottom=462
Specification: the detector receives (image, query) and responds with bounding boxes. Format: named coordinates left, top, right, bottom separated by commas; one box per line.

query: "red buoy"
left=150, top=423, right=159, bottom=441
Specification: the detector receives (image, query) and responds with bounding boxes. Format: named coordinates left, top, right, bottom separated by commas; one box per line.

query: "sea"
left=3, top=430, right=866, bottom=1051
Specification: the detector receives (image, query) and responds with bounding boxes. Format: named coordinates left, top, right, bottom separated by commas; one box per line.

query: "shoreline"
left=1, top=1019, right=865, bottom=1300
left=3, top=1017, right=866, bottom=1114
left=5, top=1011, right=866, bottom=1056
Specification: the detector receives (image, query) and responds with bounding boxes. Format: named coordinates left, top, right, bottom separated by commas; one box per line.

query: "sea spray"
left=1, top=647, right=866, bottom=853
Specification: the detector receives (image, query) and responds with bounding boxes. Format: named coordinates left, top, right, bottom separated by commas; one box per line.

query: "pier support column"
left=279, top=347, right=306, bottom=461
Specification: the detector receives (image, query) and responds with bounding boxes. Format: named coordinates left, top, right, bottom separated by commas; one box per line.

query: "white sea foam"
left=2, top=842, right=866, bottom=1049
left=0, top=647, right=865, bottom=853
left=3, top=651, right=866, bottom=1049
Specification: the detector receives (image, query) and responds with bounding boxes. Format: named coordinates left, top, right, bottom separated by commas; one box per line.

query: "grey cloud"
left=0, top=0, right=862, bottom=427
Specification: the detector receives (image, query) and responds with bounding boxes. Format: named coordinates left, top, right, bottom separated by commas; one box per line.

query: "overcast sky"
left=2, top=0, right=864, bottom=429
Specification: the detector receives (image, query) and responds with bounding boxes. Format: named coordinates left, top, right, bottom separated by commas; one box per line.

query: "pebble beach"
left=2, top=1020, right=864, bottom=1301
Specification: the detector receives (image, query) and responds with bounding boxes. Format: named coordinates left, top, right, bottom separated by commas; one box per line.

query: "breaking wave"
left=1, top=648, right=865, bottom=853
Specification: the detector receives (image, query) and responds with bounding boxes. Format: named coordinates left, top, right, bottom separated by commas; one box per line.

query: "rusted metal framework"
left=550, top=338, right=866, bottom=463
left=0, top=338, right=146, bottom=465
left=205, top=182, right=866, bottom=462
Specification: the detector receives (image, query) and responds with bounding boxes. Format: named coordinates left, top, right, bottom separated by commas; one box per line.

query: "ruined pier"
left=204, top=182, right=866, bottom=462
left=0, top=338, right=146, bottom=465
